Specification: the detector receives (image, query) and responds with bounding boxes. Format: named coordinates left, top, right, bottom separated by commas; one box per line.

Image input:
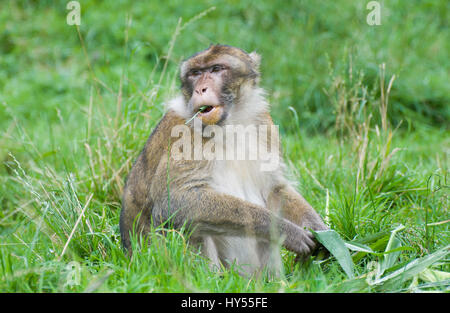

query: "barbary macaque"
left=120, top=45, right=328, bottom=275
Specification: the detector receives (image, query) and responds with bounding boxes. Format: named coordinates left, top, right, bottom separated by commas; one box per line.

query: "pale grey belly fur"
left=203, top=160, right=284, bottom=276
left=201, top=235, right=282, bottom=276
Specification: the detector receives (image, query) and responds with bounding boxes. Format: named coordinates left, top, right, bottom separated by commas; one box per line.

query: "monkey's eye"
left=189, top=70, right=202, bottom=77
left=210, top=65, right=224, bottom=73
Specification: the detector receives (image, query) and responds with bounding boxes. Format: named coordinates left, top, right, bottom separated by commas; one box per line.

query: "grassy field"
left=0, top=0, right=449, bottom=292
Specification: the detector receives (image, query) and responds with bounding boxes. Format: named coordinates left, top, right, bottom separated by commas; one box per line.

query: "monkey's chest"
left=210, top=160, right=270, bottom=207
left=206, top=160, right=282, bottom=275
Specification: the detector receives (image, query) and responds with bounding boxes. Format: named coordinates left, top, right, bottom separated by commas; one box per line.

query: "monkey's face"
left=180, top=45, right=260, bottom=125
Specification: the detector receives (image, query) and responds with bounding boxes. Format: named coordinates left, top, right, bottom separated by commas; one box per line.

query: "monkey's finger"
left=296, top=230, right=317, bottom=255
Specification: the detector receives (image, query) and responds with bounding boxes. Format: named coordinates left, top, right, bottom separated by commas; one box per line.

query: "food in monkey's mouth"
left=197, top=105, right=224, bottom=125
left=186, top=105, right=224, bottom=125
left=199, top=105, right=214, bottom=114
left=185, top=105, right=209, bottom=124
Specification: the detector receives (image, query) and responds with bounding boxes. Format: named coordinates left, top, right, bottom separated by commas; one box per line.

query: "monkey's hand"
left=279, top=221, right=319, bottom=256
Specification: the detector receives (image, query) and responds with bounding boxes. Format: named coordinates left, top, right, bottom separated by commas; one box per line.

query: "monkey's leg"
left=120, top=194, right=152, bottom=252
left=151, top=187, right=317, bottom=256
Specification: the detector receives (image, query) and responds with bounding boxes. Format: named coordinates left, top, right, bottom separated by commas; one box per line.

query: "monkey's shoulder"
left=147, top=110, right=186, bottom=144
left=126, top=110, right=185, bottom=184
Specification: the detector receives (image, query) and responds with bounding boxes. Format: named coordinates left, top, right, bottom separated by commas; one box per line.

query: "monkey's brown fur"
left=120, top=45, right=328, bottom=275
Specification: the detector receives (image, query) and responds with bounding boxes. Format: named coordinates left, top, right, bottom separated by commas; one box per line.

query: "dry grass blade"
left=59, top=193, right=94, bottom=260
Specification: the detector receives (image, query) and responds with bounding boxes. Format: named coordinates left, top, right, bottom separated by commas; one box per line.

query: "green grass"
left=0, top=0, right=449, bottom=292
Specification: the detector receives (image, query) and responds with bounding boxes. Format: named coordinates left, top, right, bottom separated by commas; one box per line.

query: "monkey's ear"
left=249, top=51, right=261, bottom=68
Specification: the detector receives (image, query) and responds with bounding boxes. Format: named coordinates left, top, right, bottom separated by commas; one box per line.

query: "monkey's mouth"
left=194, top=105, right=224, bottom=125
left=198, top=105, right=215, bottom=114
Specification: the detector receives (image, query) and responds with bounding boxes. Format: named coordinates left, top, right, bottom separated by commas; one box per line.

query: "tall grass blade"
left=312, top=229, right=355, bottom=278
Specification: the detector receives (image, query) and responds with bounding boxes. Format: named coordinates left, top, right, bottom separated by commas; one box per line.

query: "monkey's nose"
left=195, top=86, right=208, bottom=95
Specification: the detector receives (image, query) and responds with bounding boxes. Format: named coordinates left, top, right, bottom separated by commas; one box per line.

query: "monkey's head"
left=179, top=45, right=261, bottom=125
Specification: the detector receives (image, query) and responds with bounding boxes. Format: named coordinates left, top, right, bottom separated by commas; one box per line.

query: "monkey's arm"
left=150, top=181, right=316, bottom=256
left=267, top=184, right=328, bottom=231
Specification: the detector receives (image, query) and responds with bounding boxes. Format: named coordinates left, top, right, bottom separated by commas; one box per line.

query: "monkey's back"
left=120, top=110, right=185, bottom=250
